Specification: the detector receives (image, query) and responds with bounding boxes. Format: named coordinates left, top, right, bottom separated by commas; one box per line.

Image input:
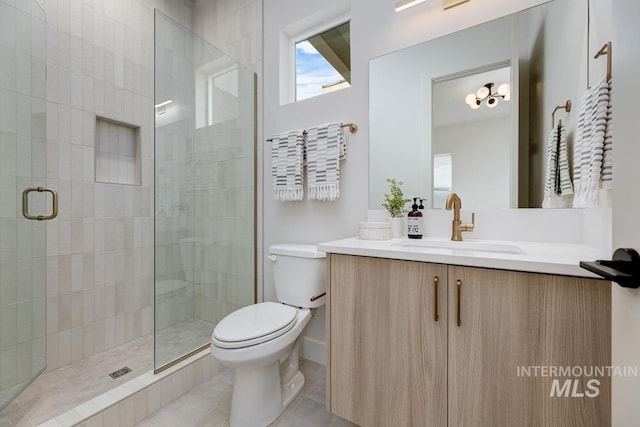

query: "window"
left=208, top=67, right=239, bottom=126
left=433, top=153, right=452, bottom=209
left=295, top=21, right=351, bottom=101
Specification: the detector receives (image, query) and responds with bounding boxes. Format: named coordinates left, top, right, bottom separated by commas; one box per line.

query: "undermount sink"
left=393, top=239, right=526, bottom=255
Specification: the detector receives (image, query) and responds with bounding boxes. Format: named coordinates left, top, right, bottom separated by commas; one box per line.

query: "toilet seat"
left=213, top=302, right=298, bottom=349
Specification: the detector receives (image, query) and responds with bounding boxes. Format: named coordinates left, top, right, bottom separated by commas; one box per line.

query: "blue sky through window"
left=296, top=40, right=346, bottom=101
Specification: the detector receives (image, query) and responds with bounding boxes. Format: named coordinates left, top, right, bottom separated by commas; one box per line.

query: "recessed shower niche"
left=95, top=117, right=141, bottom=185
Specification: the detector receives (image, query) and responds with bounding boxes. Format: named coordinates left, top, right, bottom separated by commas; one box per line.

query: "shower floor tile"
left=0, top=317, right=217, bottom=426
left=155, top=318, right=214, bottom=368
left=135, top=359, right=356, bottom=427
left=0, top=334, right=154, bottom=427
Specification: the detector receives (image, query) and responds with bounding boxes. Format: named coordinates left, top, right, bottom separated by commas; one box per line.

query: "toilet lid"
left=213, top=302, right=298, bottom=349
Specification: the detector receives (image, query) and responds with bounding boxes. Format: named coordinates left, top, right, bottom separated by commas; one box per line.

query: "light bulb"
left=465, top=93, right=477, bottom=105
left=487, top=97, right=498, bottom=108
left=476, top=86, right=490, bottom=99
left=470, top=101, right=481, bottom=110
left=498, top=83, right=510, bottom=101
left=497, top=83, right=510, bottom=97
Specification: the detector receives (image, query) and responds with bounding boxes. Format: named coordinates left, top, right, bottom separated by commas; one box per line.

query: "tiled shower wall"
left=155, top=9, right=257, bottom=337
left=43, top=0, right=193, bottom=371
left=192, top=0, right=264, bottom=313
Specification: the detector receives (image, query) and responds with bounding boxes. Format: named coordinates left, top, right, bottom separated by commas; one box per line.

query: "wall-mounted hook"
left=551, top=100, right=572, bottom=128
left=594, top=41, right=612, bottom=81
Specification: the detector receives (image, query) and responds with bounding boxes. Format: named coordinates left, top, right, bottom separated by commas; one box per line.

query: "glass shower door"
left=154, top=11, right=256, bottom=371
left=0, top=0, right=48, bottom=410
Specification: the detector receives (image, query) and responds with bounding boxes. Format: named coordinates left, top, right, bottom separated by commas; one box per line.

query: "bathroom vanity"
left=319, top=237, right=611, bottom=427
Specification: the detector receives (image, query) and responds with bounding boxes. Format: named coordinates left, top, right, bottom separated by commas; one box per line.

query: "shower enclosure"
left=153, top=11, right=256, bottom=371
left=0, top=0, right=48, bottom=410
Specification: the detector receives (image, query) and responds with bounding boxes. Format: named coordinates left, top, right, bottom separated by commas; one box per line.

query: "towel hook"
left=594, top=41, right=612, bottom=81
left=551, top=100, right=572, bottom=128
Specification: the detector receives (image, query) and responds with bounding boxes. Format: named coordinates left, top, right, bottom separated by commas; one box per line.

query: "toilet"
left=210, top=243, right=326, bottom=427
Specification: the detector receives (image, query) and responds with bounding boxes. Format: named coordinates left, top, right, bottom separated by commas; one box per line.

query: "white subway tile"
left=132, top=389, right=148, bottom=424
left=58, top=328, right=71, bottom=366
left=47, top=296, right=58, bottom=334
left=101, top=404, right=120, bottom=427
left=0, top=89, right=17, bottom=133
left=119, top=398, right=134, bottom=427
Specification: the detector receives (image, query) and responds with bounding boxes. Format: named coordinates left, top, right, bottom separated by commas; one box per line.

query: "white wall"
left=611, top=0, right=640, bottom=424
left=433, top=116, right=511, bottom=209
left=263, top=0, right=551, bottom=359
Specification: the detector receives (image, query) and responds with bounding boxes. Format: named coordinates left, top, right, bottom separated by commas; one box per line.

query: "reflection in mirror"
left=432, top=64, right=512, bottom=209
left=369, top=0, right=588, bottom=210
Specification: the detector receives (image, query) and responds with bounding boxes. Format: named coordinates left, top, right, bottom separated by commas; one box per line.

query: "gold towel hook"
left=594, top=41, right=612, bottom=81
left=551, top=100, right=572, bottom=128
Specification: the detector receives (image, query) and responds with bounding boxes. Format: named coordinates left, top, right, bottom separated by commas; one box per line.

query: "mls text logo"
left=549, top=378, right=600, bottom=398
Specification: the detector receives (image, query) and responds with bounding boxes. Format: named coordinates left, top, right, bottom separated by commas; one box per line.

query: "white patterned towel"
left=306, top=122, right=346, bottom=201
left=573, top=77, right=612, bottom=208
left=542, top=123, right=573, bottom=208
left=271, top=129, right=304, bottom=201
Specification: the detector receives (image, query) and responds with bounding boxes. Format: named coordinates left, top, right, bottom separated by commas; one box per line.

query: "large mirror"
left=369, top=0, right=588, bottom=210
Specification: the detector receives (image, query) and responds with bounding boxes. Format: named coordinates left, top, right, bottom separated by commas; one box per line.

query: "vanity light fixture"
left=464, top=82, right=510, bottom=109
left=395, top=0, right=427, bottom=12
left=443, top=0, right=470, bottom=10
left=396, top=0, right=469, bottom=11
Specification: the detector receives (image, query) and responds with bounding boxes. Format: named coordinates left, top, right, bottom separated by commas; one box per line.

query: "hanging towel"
left=271, top=129, right=304, bottom=201
left=542, top=123, right=573, bottom=208
left=306, top=122, right=346, bottom=201
left=602, top=78, right=613, bottom=185
left=573, top=77, right=612, bottom=208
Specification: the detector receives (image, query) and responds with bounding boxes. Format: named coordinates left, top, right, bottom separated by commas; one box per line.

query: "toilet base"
left=282, top=370, right=305, bottom=409
left=229, top=361, right=305, bottom=427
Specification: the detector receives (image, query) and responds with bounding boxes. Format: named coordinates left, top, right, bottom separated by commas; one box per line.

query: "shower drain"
left=109, top=367, right=132, bottom=379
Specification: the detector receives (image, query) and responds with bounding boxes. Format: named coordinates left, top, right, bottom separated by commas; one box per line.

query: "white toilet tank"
left=269, top=244, right=326, bottom=308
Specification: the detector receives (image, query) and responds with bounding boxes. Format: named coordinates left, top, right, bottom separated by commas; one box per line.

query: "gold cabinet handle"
left=433, top=276, right=439, bottom=321
left=456, top=279, right=462, bottom=327
left=310, top=292, right=326, bottom=302
left=22, top=187, right=58, bottom=221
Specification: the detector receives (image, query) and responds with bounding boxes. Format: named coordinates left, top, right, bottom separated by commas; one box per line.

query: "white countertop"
left=318, top=236, right=611, bottom=279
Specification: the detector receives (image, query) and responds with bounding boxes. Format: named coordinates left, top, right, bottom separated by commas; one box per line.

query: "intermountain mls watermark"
left=517, top=365, right=639, bottom=397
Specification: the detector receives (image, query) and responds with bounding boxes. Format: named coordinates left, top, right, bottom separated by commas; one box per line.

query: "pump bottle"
left=407, top=198, right=424, bottom=239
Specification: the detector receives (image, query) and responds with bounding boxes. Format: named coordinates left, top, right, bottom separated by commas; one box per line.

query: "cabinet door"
left=448, top=266, right=611, bottom=427
left=328, top=254, right=448, bottom=427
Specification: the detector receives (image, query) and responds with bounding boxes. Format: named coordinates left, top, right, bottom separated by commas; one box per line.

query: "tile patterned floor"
left=155, top=318, right=214, bottom=368
left=0, top=334, right=153, bottom=427
left=136, top=359, right=356, bottom=427
left=0, top=322, right=349, bottom=427
left=0, top=317, right=214, bottom=427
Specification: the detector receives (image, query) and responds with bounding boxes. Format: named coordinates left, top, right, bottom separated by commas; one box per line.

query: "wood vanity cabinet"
left=327, top=254, right=448, bottom=427
left=447, top=265, right=611, bottom=427
left=327, top=254, right=611, bottom=427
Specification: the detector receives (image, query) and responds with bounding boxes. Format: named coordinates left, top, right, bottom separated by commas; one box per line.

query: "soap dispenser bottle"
left=407, top=198, right=424, bottom=239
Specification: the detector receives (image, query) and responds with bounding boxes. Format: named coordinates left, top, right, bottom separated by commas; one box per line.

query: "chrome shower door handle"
left=22, top=187, right=58, bottom=221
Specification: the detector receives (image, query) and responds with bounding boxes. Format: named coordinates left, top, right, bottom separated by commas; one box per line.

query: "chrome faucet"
left=445, top=193, right=475, bottom=241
